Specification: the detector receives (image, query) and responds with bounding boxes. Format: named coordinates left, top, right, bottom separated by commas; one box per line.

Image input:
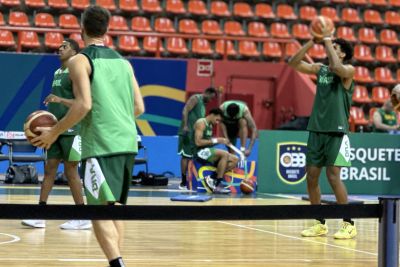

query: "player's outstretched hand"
left=43, top=94, right=61, bottom=106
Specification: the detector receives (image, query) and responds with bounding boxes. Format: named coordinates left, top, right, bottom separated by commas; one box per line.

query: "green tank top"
left=307, top=65, right=354, bottom=133
left=193, top=118, right=213, bottom=152
left=222, top=100, right=246, bottom=124
left=374, top=108, right=397, bottom=132
left=48, top=68, right=80, bottom=135
left=178, top=94, right=205, bottom=134
left=80, top=45, right=137, bottom=159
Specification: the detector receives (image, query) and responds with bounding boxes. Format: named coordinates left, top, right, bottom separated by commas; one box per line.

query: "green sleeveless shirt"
left=374, top=108, right=397, bottom=132
left=307, top=65, right=354, bottom=133
left=193, top=118, right=213, bottom=152
left=178, top=94, right=205, bottom=134
left=80, top=45, right=137, bottom=159
left=222, top=100, right=246, bottom=124
left=48, top=68, right=80, bottom=135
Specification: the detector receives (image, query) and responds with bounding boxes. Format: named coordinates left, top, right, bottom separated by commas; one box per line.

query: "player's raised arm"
left=288, top=40, right=322, bottom=75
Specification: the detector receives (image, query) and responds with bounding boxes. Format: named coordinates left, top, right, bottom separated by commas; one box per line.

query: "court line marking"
left=218, top=221, right=377, bottom=256
left=0, top=233, right=20, bottom=245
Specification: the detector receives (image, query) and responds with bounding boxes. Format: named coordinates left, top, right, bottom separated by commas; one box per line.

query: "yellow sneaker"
left=334, top=222, right=357, bottom=239
left=301, top=221, right=328, bottom=237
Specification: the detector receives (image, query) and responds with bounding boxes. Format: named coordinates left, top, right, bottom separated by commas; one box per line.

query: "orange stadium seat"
left=299, top=6, right=317, bottom=21
left=233, top=2, right=253, bottom=18
left=192, top=39, right=213, bottom=56
left=358, top=27, right=379, bottom=44
left=131, top=17, right=152, bottom=32
left=270, top=23, right=291, bottom=38
left=35, top=13, right=56, bottom=28
left=292, top=24, right=312, bottom=40
left=69, top=33, right=84, bottom=48
left=375, top=67, right=396, bottom=84
left=342, top=8, right=363, bottom=24
left=0, top=0, right=20, bottom=7
left=59, top=14, right=79, bottom=29
left=9, top=11, right=30, bottom=27
left=21, top=31, right=41, bottom=50
left=96, top=0, right=116, bottom=11
left=155, top=17, right=176, bottom=33
left=263, top=42, right=283, bottom=58
left=143, top=36, right=164, bottom=53
left=332, top=0, right=347, bottom=3
left=348, top=0, right=368, bottom=5
left=142, top=0, right=162, bottom=13
left=255, top=3, right=275, bottom=20
left=210, top=1, right=231, bottom=17
left=349, top=107, right=369, bottom=129
left=397, top=69, right=400, bottom=82
left=248, top=22, right=268, bottom=38
left=119, top=35, right=140, bottom=53
left=188, top=0, right=208, bottom=16
left=368, top=107, right=377, bottom=124
left=277, top=4, right=297, bottom=20
left=119, top=0, right=139, bottom=12
left=389, top=0, right=400, bottom=6
left=352, top=85, right=372, bottom=104
left=202, top=20, right=222, bottom=35
left=215, top=40, right=237, bottom=57
left=398, top=49, right=400, bottom=62
left=353, top=44, right=375, bottom=63
left=239, top=41, right=260, bottom=58
left=375, top=45, right=396, bottom=64
left=354, top=66, right=374, bottom=83
left=44, top=32, right=63, bottom=50
left=26, top=0, right=46, bottom=8
left=372, top=86, right=391, bottom=104
left=369, top=0, right=388, bottom=7
left=224, top=21, right=245, bottom=36
left=284, top=42, right=298, bottom=58
left=48, top=0, right=69, bottom=9
left=364, top=9, right=383, bottom=25
left=0, top=30, right=15, bottom=48
left=384, top=11, right=400, bottom=26
left=109, top=16, right=129, bottom=31
left=71, top=0, right=90, bottom=10
left=336, top=26, right=358, bottom=43
left=179, top=19, right=199, bottom=34
left=308, top=44, right=326, bottom=60
left=104, top=34, right=114, bottom=49
left=380, top=29, right=400, bottom=45
left=166, top=0, right=186, bottom=15
left=320, top=7, right=340, bottom=23
left=166, top=37, right=189, bottom=55
left=0, top=13, right=4, bottom=26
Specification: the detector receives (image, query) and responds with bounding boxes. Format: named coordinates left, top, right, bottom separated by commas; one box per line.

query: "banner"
left=258, top=130, right=400, bottom=195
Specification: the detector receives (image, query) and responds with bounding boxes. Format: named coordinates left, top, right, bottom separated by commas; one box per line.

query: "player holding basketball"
left=219, top=100, right=257, bottom=157
left=193, top=108, right=239, bottom=194
left=177, top=87, right=218, bottom=190
left=33, top=6, right=144, bottom=267
left=288, top=24, right=357, bottom=238
left=22, top=39, right=91, bottom=230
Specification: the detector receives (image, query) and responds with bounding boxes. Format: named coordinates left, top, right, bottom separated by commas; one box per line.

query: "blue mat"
left=170, top=194, right=213, bottom=202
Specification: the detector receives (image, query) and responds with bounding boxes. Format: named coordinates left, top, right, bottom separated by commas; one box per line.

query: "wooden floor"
left=0, top=183, right=382, bottom=267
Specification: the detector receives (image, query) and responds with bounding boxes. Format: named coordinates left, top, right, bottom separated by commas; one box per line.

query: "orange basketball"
left=310, top=16, right=335, bottom=39
left=240, top=179, right=255, bottom=194
left=24, top=110, right=57, bottom=142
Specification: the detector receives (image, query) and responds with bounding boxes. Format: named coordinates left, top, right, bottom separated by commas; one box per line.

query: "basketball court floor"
left=0, top=179, right=382, bottom=267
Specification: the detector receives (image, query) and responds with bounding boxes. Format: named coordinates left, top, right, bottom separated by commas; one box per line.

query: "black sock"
left=317, top=219, right=326, bottom=224
left=109, top=257, right=125, bottom=267
left=181, top=174, right=186, bottom=185
left=343, top=218, right=354, bottom=225
left=39, top=201, right=46, bottom=205
left=216, top=178, right=223, bottom=186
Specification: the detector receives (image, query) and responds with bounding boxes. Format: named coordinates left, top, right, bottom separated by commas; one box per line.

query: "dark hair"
left=334, top=38, right=353, bottom=62
left=64, top=38, right=80, bottom=53
left=82, top=5, right=111, bottom=38
left=226, top=103, right=239, bottom=118
left=209, top=108, right=223, bottom=117
left=204, top=87, right=217, bottom=95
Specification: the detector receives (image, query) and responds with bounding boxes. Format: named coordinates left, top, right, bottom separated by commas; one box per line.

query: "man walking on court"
left=33, top=6, right=144, bottom=267
left=193, top=108, right=238, bottom=194
left=177, top=87, right=217, bottom=189
left=22, top=39, right=91, bottom=230
left=288, top=27, right=357, bottom=238
left=219, top=100, right=257, bottom=157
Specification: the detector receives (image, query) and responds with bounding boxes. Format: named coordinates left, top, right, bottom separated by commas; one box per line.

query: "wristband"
left=211, top=138, right=218, bottom=144
left=240, top=147, right=246, bottom=152
left=323, top=37, right=332, bottom=41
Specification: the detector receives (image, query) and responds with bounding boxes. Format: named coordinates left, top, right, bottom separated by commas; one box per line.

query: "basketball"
left=24, top=110, right=57, bottom=141
left=240, top=179, right=255, bottom=194
left=310, top=16, right=335, bottom=39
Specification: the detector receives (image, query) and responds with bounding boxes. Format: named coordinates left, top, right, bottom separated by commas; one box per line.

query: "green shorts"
left=178, top=133, right=193, bottom=158
left=81, top=153, right=135, bottom=205
left=47, top=135, right=81, bottom=161
left=195, top=147, right=217, bottom=163
left=306, top=131, right=351, bottom=167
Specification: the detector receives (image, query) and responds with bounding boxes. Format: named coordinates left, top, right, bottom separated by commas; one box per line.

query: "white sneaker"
left=21, top=219, right=46, bottom=228
left=59, top=220, right=92, bottom=230
left=178, top=182, right=188, bottom=190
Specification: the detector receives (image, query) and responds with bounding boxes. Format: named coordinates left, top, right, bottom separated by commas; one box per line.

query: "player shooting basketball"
left=288, top=17, right=357, bottom=239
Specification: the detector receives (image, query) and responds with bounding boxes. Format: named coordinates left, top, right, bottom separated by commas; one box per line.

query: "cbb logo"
left=276, top=142, right=307, bottom=184
left=280, top=152, right=306, bottom=168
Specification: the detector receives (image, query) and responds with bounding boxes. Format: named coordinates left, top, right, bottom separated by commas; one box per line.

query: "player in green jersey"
left=373, top=100, right=399, bottom=133
left=288, top=25, right=357, bottom=239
